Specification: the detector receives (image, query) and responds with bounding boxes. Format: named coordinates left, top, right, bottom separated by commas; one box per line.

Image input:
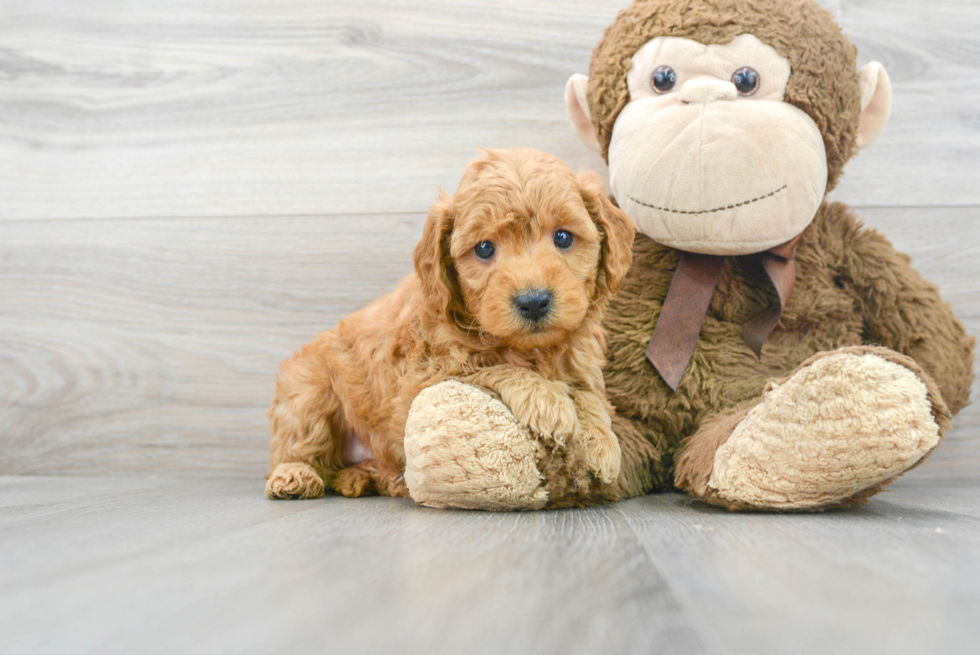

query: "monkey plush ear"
left=413, top=195, right=462, bottom=324
left=856, top=62, right=892, bottom=150
left=578, top=171, right=635, bottom=298
left=565, top=74, right=601, bottom=153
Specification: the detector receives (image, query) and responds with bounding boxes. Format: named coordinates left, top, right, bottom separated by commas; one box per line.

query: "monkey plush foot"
left=676, top=346, right=951, bottom=511
left=404, top=380, right=548, bottom=511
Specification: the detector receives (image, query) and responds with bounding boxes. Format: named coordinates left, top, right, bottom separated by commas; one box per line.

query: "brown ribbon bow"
left=645, top=235, right=802, bottom=391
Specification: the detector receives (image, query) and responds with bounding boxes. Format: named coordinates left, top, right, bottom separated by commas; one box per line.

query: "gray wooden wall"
left=1, top=0, right=978, bottom=479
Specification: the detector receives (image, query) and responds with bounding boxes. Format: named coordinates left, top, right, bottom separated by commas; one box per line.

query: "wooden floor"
left=2, top=475, right=979, bottom=655
left=2, top=0, right=980, bottom=652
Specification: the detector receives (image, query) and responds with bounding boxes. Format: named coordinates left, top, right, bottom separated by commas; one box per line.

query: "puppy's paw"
left=332, top=462, right=408, bottom=498
left=578, top=418, right=622, bottom=484
left=508, top=382, right=578, bottom=444
left=266, top=462, right=325, bottom=499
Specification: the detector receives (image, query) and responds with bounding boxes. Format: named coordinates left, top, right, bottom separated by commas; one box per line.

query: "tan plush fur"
left=265, top=148, right=635, bottom=500
left=404, top=381, right=548, bottom=510
left=586, top=0, right=861, bottom=191
left=603, top=34, right=829, bottom=255
left=708, top=349, right=943, bottom=510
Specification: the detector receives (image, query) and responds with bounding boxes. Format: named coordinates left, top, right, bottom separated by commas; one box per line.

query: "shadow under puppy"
left=266, top=148, right=635, bottom=500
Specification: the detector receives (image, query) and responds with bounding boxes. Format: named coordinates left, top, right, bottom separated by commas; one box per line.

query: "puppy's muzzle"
left=513, top=289, right=553, bottom=323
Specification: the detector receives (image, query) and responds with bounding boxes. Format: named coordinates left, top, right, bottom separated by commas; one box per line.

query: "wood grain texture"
left=615, top=478, right=980, bottom=655
left=0, top=0, right=978, bottom=221
left=0, top=476, right=708, bottom=655
left=1, top=475, right=978, bottom=655
left=1, top=207, right=977, bottom=478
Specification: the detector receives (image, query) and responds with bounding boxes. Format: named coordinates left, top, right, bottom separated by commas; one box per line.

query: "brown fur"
left=673, top=403, right=755, bottom=505
left=265, top=148, right=635, bottom=499
left=600, top=203, right=974, bottom=509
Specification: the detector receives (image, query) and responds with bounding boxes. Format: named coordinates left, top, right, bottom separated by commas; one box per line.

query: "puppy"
left=266, top=148, right=635, bottom=500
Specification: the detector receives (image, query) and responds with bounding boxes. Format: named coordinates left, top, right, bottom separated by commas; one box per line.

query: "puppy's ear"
left=413, top=193, right=464, bottom=323
left=578, top=172, right=635, bottom=297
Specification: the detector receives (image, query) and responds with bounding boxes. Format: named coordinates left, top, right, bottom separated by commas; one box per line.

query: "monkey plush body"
left=597, top=204, right=973, bottom=510
left=402, top=0, right=974, bottom=510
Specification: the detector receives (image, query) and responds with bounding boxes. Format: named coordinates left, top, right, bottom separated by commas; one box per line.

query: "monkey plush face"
left=565, top=0, right=893, bottom=256
left=606, top=34, right=826, bottom=254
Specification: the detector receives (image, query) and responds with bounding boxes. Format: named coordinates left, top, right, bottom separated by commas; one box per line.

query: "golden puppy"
left=266, top=148, right=635, bottom=500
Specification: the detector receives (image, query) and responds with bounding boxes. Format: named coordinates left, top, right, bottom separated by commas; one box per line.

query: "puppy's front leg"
left=571, top=390, right=622, bottom=484
left=460, top=366, right=578, bottom=444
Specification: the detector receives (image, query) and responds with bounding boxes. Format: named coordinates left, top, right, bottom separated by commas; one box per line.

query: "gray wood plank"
left=0, top=474, right=185, bottom=523
left=828, top=0, right=980, bottom=206
left=0, top=476, right=708, bottom=655
left=616, top=479, right=980, bottom=655
left=1, top=475, right=978, bottom=655
left=0, top=0, right=977, bottom=221
left=2, top=207, right=978, bottom=477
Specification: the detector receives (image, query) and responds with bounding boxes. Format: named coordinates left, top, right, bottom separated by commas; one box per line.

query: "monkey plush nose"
left=679, top=78, right=737, bottom=104
left=514, top=290, right=553, bottom=322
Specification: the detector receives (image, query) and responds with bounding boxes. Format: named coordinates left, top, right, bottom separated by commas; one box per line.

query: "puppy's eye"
left=651, top=66, right=677, bottom=94
left=732, top=67, right=760, bottom=96
left=554, top=230, right=574, bottom=250
left=474, top=240, right=495, bottom=260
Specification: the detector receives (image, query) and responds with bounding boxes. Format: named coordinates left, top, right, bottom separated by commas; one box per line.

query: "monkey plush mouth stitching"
left=627, top=184, right=788, bottom=216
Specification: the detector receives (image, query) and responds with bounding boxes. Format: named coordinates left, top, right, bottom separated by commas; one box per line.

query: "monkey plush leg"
left=403, top=380, right=549, bottom=510
left=404, top=381, right=663, bottom=510
left=675, top=346, right=952, bottom=511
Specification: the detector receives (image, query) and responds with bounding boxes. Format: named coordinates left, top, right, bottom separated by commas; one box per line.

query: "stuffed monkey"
left=403, top=0, right=974, bottom=510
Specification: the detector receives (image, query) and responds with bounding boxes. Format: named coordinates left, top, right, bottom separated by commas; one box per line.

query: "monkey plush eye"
left=650, top=66, right=677, bottom=94
left=554, top=229, right=574, bottom=249
left=732, top=67, right=760, bottom=96
left=474, top=240, right=495, bottom=260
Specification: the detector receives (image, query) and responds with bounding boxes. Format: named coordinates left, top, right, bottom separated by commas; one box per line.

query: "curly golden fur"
left=265, top=148, right=635, bottom=499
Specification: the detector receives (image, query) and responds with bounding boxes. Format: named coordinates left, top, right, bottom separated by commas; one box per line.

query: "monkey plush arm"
left=833, top=205, right=975, bottom=414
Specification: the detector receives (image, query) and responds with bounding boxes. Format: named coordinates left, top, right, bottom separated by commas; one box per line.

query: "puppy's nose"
left=514, top=290, right=553, bottom=322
